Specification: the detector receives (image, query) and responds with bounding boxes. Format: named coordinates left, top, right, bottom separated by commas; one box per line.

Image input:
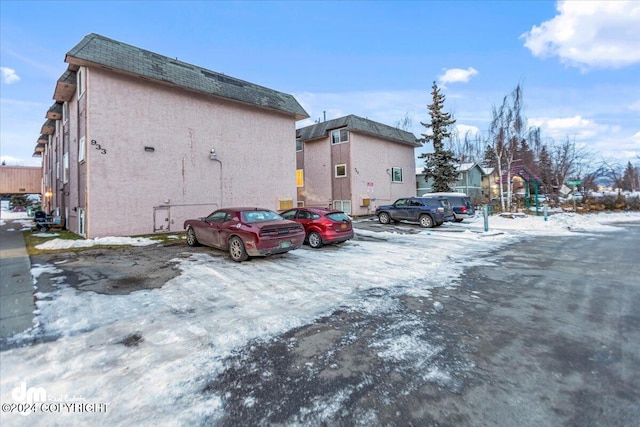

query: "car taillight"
left=460, top=206, right=467, bottom=213
left=319, top=218, right=333, bottom=228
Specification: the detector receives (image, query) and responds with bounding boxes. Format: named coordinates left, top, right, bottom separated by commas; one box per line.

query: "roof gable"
left=65, top=33, right=309, bottom=120
left=296, top=114, right=420, bottom=147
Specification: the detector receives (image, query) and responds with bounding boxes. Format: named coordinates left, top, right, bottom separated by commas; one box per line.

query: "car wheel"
left=308, top=231, right=323, bottom=248
left=419, top=214, right=434, bottom=228
left=186, top=227, right=200, bottom=246
left=435, top=221, right=443, bottom=227
left=379, top=212, right=391, bottom=224
left=228, top=236, right=249, bottom=262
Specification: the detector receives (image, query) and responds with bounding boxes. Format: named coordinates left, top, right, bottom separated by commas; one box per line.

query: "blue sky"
left=1, top=0, right=639, bottom=167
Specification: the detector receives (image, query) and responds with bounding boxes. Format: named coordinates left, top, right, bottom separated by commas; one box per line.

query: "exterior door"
left=154, top=207, right=170, bottom=232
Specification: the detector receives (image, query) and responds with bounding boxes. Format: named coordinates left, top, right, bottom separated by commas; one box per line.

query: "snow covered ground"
left=1, top=210, right=638, bottom=425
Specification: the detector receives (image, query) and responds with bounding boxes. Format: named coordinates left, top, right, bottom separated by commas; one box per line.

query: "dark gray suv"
left=375, top=197, right=454, bottom=228
left=423, top=192, right=475, bottom=222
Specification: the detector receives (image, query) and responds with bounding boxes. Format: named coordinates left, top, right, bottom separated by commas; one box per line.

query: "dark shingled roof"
left=65, top=33, right=308, bottom=120
left=296, top=114, right=420, bottom=147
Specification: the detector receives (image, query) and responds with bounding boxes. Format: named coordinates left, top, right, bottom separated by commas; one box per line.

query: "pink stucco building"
left=34, top=33, right=308, bottom=238
left=296, top=115, right=419, bottom=216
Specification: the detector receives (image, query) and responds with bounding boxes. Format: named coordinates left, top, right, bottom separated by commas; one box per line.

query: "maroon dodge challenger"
left=184, top=207, right=305, bottom=262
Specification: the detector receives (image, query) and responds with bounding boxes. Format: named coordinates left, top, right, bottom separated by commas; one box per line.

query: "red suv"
left=280, top=207, right=354, bottom=248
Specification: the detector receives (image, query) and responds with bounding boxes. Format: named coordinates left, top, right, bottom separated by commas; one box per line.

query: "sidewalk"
left=0, top=214, right=35, bottom=347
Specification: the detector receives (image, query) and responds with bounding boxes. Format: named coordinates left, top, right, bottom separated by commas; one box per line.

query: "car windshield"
left=241, top=210, right=283, bottom=223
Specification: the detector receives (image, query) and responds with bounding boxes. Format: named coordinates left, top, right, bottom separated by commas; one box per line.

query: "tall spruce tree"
left=418, top=82, right=458, bottom=192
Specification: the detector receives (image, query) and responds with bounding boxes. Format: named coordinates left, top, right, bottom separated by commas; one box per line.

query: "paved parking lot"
left=2, top=215, right=639, bottom=426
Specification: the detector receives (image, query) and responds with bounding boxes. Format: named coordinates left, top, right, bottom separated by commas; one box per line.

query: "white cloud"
left=629, top=100, right=640, bottom=114
left=454, top=124, right=480, bottom=137
left=0, top=67, right=20, bottom=84
left=529, top=115, right=611, bottom=140
left=521, top=0, right=640, bottom=69
left=437, top=68, right=478, bottom=86
left=529, top=115, right=640, bottom=160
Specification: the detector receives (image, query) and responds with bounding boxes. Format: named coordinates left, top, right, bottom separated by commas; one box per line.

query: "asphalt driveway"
left=2, top=217, right=639, bottom=426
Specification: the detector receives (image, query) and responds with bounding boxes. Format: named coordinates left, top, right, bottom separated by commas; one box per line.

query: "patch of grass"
left=24, top=229, right=84, bottom=256
left=23, top=229, right=186, bottom=256
left=137, top=232, right=186, bottom=246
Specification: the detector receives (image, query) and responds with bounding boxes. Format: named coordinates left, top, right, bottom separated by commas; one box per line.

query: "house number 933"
left=90, top=139, right=107, bottom=154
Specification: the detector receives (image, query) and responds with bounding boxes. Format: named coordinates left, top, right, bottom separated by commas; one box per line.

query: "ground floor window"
left=296, top=169, right=304, bottom=187
left=78, top=208, right=86, bottom=237
left=333, top=200, right=352, bottom=215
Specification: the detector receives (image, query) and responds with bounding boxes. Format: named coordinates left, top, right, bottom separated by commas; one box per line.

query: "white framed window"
left=331, top=128, right=348, bottom=144
left=78, top=136, right=86, bottom=163
left=55, top=120, right=61, bottom=135
left=296, top=139, right=302, bottom=151
left=63, top=153, right=69, bottom=184
left=78, top=208, right=86, bottom=237
left=63, top=102, right=69, bottom=123
left=77, top=67, right=86, bottom=98
left=335, top=163, right=347, bottom=178
left=391, top=167, right=403, bottom=183
left=333, top=200, right=352, bottom=215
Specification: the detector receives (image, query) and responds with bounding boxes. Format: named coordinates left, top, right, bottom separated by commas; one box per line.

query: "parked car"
left=184, top=207, right=305, bottom=262
left=422, top=192, right=475, bottom=222
left=375, top=197, right=454, bottom=228
left=280, top=207, right=354, bottom=248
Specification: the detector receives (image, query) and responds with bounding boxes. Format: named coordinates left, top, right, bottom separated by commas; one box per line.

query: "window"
left=77, top=67, right=86, bottom=98
left=296, top=169, right=304, bottom=187
left=63, top=102, right=69, bottom=123
left=206, top=211, right=230, bottom=223
left=63, top=153, right=69, bottom=184
left=335, top=164, right=347, bottom=178
left=78, top=136, right=86, bottom=163
left=391, top=167, right=403, bottom=183
left=333, top=200, right=352, bottom=215
left=296, top=139, right=302, bottom=151
left=78, top=208, right=86, bottom=237
left=331, top=128, right=348, bottom=144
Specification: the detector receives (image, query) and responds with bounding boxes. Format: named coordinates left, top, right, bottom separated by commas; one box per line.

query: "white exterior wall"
left=84, top=68, right=298, bottom=238
left=350, top=133, right=416, bottom=216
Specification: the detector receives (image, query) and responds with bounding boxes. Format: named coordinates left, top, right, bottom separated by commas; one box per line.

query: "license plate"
left=340, top=224, right=347, bottom=230
left=280, top=241, right=291, bottom=248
